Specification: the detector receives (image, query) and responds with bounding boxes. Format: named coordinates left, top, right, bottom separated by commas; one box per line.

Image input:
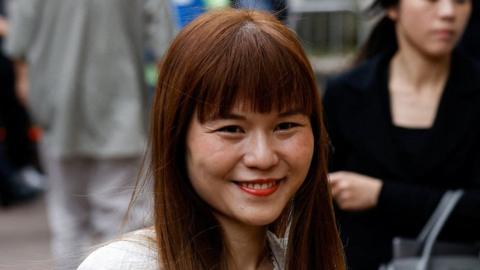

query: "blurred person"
left=0, top=0, right=42, bottom=207
left=0, top=120, right=41, bottom=207
left=0, top=74, right=42, bottom=206
left=323, top=0, right=480, bottom=269
left=3, top=0, right=174, bottom=269
left=78, top=9, right=346, bottom=270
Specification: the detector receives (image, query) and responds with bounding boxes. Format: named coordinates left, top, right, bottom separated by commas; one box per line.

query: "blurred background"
left=0, top=0, right=477, bottom=269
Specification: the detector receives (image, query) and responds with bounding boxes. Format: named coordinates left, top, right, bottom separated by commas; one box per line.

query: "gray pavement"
left=0, top=197, right=53, bottom=270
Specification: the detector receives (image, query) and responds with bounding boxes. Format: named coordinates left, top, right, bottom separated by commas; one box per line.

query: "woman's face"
left=186, top=103, right=314, bottom=227
left=388, top=0, right=471, bottom=58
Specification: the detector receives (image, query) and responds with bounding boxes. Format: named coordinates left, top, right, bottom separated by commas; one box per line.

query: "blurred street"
left=0, top=197, right=52, bottom=270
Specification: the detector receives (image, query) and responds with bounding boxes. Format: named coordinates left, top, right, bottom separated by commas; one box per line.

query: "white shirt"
left=78, top=228, right=286, bottom=270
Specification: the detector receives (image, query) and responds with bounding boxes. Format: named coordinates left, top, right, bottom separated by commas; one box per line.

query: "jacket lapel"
left=348, top=53, right=409, bottom=179
left=414, top=53, right=480, bottom=176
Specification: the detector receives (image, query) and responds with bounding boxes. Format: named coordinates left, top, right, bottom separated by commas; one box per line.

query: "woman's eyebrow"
left=216, top=113, right=246, bottom=120
left=212, top=109, right=305, bottom=120
left=278, top=109, right=305, bottom=117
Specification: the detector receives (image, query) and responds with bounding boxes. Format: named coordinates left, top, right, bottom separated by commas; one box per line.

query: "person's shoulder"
left=323, top=53, right=390, bottom=111
left=327, top=55, right=381, bottom=88
left=78, top=228, right=160, bottom=270
left=322, top=60, right=372, bottom=109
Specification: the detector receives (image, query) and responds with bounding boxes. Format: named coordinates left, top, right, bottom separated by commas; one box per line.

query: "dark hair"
left=355, top=0, right=399, bottom=64
left=148, top=8, right=345, bottom=270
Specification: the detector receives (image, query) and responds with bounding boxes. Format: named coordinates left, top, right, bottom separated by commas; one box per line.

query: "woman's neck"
left=216, top=215, right=272, bottom=270
left=390, top=46, right=451, bottom=94
left=388, top=46, right=451, bottom=128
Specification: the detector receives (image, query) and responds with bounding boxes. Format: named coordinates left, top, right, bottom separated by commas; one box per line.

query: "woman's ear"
left=386, top=6, right=399, bottom=21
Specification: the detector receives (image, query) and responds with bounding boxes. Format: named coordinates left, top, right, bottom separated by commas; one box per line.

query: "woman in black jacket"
left=323, top=0, right=480, bottom=269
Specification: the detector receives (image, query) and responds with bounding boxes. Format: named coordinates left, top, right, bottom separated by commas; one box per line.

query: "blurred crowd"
left=0, top=0, right=479, bottom=269
left=0, top=0, right=44, bottom=208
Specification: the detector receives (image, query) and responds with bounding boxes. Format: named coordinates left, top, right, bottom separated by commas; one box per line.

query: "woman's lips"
left=432, top=29, right=455, bottom=40
left=234, top=179, right=283, bottom=197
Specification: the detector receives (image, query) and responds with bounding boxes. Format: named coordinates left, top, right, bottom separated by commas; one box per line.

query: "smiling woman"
left=186, top=108, right=314, bottom=228
left=78, top=8, right=345, bottom=270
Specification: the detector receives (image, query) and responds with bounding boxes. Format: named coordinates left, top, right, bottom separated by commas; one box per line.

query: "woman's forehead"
left=230, top=101, right=306, bottom=115
left=194, top=84, right=314, bottom=123
left=213, top=100, right=307, bottom=117
left=230, top=100, right=302, bottom=112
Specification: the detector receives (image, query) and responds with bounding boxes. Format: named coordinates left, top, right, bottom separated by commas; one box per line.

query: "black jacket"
left=323, top=51, right=480, bottom=270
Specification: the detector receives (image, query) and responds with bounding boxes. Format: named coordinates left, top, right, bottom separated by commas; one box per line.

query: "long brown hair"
left=148, top=8, right=345, bottom=270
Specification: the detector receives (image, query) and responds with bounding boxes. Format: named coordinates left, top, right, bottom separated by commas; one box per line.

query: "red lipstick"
left=235, top=179, right=281, bottom=197
left=433, top=29, right=454, bottom=40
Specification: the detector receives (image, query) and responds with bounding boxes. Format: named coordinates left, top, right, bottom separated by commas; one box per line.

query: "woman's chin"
left=237, top=210, right=284, bottom=227
left=214, top=208, right=283, bottom=228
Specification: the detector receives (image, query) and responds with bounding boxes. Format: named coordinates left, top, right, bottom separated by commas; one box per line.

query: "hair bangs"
left=194, top=20, right=315, bottom=122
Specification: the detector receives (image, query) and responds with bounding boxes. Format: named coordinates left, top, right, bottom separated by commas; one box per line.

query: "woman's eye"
left=216, top=125, right=244, bottom=133
left=275, top=122, right=300, bottom=131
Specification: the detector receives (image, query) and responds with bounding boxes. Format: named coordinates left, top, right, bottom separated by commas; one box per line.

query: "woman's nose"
left=242, top=133, right=279, bottom=170
left=437, top=0, right=455, bottom=19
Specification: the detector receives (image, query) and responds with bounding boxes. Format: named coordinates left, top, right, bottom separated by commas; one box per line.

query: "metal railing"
left=288, top=0, right=370, bottom=55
